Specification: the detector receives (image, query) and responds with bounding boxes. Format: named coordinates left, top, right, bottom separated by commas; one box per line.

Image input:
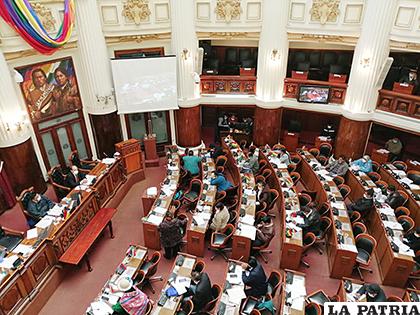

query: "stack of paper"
left=102, top=158, right=116, bottom=165
left=238, top=224, right=256, bottom=240
left=227, top=287, right=246, bottom=305
left=146, top=187, right=158, bottom=196
left=35, top=216, right=53, bottom=229
left=12, top=244, right=34, bottom=256
left=0, top=255, right=19, bottom=269
left=240, top=214, right=255, bottom=226
left=26, top=228, right=38, bottom=239
left=147, top=214, right=163, bottom=225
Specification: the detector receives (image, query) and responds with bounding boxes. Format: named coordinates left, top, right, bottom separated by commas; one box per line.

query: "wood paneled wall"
left=176, top=106, right=201, bottom=147
left=90, top=112, right=122, bottom=159
left=335, top=117, right=371, bottom=159
left=253, top=107, right=281, bottom=146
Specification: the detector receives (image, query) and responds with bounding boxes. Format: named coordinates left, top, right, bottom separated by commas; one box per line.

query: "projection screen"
left=111, top=56, right=178, bottom=114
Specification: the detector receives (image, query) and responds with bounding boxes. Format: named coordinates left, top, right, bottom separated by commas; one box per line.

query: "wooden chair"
left=68, top=150, right=97, bottom=172
left=144, top=300, right=153, bottom=315
left=215, top=191, right=226, bottom=204
left=290, top=154, right=302, bottom=166
left=239, top=139, right=248, bottom=149
left=193, top=260, right=205, bottom=273
left=318, top=202, right=331, bottom=217
left=301, top=190, right=317, bottom=201
left=216, top=166, right=225, bottom=174
left=305, top=302, right=322, bottom=315
left=395, top=206, right=410, bottom=218
left=319, top=142, right=332, bottom=158
left=376, top=180, right=388, bottom=191
left=287, top=163, right=297, bottom=173
left=298, top=193, right=312, bottom=207
left=267, top=189, right=279, bottom=212
left=350, top=211, right=362, bottom=223
left=352, top=222, right=367, bottom=237
left=290, top=172, right=301, bottom=185
left=338, top=184, right=351, bottom=200
left=266, top=270, right=282, bottom=296
left=48, top=165, right=71, bottom=199
left=261, top=168, right=273, bottom=182
left=398, top=215, right=415, bottom=235
left=202, top=284, right=222, bottom=314
left=393, top=161, right=407, bottom=171
left=387, top=296, right=403, bottom=302
left=215, top=155, right=228, bottom=168
left=306, top=289, right=331, bottom=307
left=140, top=251, right=163, bottom=294
left=372, top=161, right=381, bottom=173
left=272, top=143, right=285, bottom=150
left=176, top=299, right=194, bottom=315
left=397, top=190, right=409, bottom=206
left=301, top=232, right=316, bottom=268
left=225, top=197, right=239, bottom=212
left=182, top=179, right=203, bottom=210
left=209, top=224, right=234, bottom=261
left=17, top=187, right=42, bottom=225
left=313, top=217, right=332, bottom=255
left=407, top=170, right=420, bottom=185
left=257, top=160, right=268, bottom=176
left=228, top=210, right=239, bottom=225
left=252, top=233, right=274, bottom=264
left=225, top=184, right=239, bottom=201
left=368, top=172, right=381, bottom=183
left=309, top=148, right=320, bottom=158
left=333, top=176, right=344, bottom=186
left=354, top=233, right=377, bottom=281
left=255, top=175, right=266, bottom=184
left=317, top=155, right=328, bottom=166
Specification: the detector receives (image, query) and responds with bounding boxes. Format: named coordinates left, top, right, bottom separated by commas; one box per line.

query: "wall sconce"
left=5, top=119, right=26, bottom=132
left=181, top=48, right=190, bottom=61
left=271, top=49, right=280, bottom=61
left=96, top=92, right=114, bottom=106
left=360, top=57, right=371, bottom=68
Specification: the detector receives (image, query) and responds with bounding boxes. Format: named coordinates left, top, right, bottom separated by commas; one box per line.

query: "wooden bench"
left=59, top=207, right=117, bottom=271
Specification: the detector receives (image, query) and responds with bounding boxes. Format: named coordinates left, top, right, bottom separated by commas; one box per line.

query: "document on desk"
left=147, top=214, right=163, bottom=225
left=0, top=255, right=19, bottom=269
left=182, top=257, right=195, bottom=269
left=153, top=206, right=167, bottom=215
left=331, top=202, right=346, bottom=210
left=393, top=238, right=415, bottom=256
left=102, top=158, right=116, bottom=165
left=147, top=187, right=158, bottom=196
left=35, top=216, right=54, bottom=229
left=47, top=204, right=64, bottom=217
left=383, top=220, right=403, bottom=230
left=400, top=177, right=413, bottom=185
left=240, top=214, right=255, bottom=226
left=338, top=210, right=347, bottom=217
left=26, top=228, right=38, bottom=239
left=340, top=244, right=357, bottom=252
left=90, top=301, right=113, bottom=315
left=409, top=184, right=420, bottom=190
left=227, top=287, right=246, bottom=305
left=238, top=224, right=256, bottom=240
left=12, top=244, right=34, bottom=256
left=379, top=207, right=395, bottom=216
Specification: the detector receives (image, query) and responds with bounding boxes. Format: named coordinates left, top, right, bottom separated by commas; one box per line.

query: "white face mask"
left=73, top=170, right=78, bottom=175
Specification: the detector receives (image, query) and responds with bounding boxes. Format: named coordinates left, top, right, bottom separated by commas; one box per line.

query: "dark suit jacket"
left=65, top=172, right=86, bottom=189
left=297, top=209, right=321, bottom=235
left=352, top=197, right=373, bottom=213
left=242, top=263, right=268, bottom=297
left=404, top=232, right=420, bottom=252
left=357, top=284, right=387, bottom=302
left=192, top=273, right=212, bottom=311
left=386, top=192, right=405, bottom=209
left=255, top=186, right=271, bottom=205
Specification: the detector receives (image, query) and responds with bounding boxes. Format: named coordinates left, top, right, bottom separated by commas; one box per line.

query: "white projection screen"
left=111, top=56, right=178, bottom=114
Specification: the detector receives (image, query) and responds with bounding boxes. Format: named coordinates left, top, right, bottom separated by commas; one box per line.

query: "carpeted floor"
left=0, top=160, right=406, bottom=315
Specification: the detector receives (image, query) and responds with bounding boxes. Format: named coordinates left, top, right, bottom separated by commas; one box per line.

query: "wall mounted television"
left=298, top=85, right=330, bottom=104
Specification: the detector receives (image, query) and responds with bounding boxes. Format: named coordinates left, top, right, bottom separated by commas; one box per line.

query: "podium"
left=291, top=71, right=308, bottom=80
left=371, top=149, right=389, bottom=164
left=142, top=189, right=157, bottom=216
left=393, top=82, right=414, bottom=95
left=144, top=136, right=159, bottom=167
left=115, top=139, right=143, bottom=175
left=328, top=73, right=347, bottom=83
left=283, top=132, right=299, bottom=152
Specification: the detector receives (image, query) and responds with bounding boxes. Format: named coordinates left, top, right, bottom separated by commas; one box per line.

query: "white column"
left=170, top=0, right=200, bottom=107
left=0, top=49, right=30, bottom=148
left=255, top=0, right=289, bottom=108
left=75, top=0, right=116, bottom=115
left=344, top=0, right=397, bottom=116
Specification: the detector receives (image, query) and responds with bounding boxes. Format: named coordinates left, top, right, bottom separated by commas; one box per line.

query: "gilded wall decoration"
left=122, top=0, right=151, bottom=25
left=310, top=0, right=340, bottom=25
left=215, top=0, right=242, bottom=23
left=30, top=1, right=56, bottom=32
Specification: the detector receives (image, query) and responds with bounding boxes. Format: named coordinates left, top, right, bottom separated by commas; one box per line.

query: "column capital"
left=255, top=98, right=283, bottom=109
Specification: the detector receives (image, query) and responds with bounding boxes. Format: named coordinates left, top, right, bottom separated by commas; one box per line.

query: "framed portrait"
left=16, top=57, right=82, bottom=123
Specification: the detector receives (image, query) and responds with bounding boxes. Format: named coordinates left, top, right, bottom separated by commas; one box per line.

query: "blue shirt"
left=352, top=158, right=372, bottom=173
left=211, top=174, right=233, bottom=192
left=182, top=156, right=201, bottom=175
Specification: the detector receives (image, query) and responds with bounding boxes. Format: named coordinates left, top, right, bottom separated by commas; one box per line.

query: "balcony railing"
left=283, top=78, right=347, bottom=104
left=200, top=75, right=256, bottom=95
left=377, top=89, right=420, bottom=120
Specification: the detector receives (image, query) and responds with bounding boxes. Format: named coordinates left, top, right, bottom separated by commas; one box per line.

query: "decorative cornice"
left=215, top=0, right=242, bottom=23
left=4, top=42, right=78, bottom=61
left=197, top=31, right=259, bottom=40
left=122, top=0, right=151, bottom=25
left=30, top=1, right=56, bottom=32
left=105, top=33, right=171, bottom=44
left=390, top=40, right=420, bottom=51
left=288, top=33, right=357, bottom=45
left=310, top=0, right=340, bottom=25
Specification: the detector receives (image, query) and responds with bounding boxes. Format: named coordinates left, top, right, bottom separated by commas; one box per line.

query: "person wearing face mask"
left=385, top=185, right=405, bottom=209
left=403, top=227, right=420, bottom=253
left=65, top=165, right=86, bottom=188
left=399, top=68, right=419, bottom=95
left=348, top=188, right=374, bottom=217
left=185, top=271, right=212, bottom=311
left=326, top=156, right=349, bottom=177
left=384, top=137, right=403, bottom=162
left=354, top=283, right=387, bottom=302
left=351, top=155, right=373, bottom=173
left=209, top=202, right=229, bottom=232
left=253, top=216, right=275, bottom=247
left=321, top=122, right=336, bottom=139
left=27, top=192, right=56, bottom=219
left=255, top=181, right=270, bottom=211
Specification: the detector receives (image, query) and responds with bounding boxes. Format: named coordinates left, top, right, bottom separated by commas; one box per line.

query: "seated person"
left=276, top=148, right=291, bottom=166
left=65, top=165, right=86, bottom=189
left=209, top=202, right=229, bottom=232
left=355, top=283, right=387, bottom=302
left=326, top=156, right=349, bottom=177
left=295, top=202, right=321, bottom=235
left=27, top=192, right=56, bottom=219
left=70, top=152, right=96, bottom=171
left=247, top=147, right=259, bottom=175
left=348, top=188, right=374, bottom=217
left=403, top=227, right=420, bottom=252
left=241, top=257, right=268, bottom=298
left=351, top=155, right=373, bottom=173
left=209, top=143, right=225, bottom=161
left=182, top=150, right=202, bottom=176
left=399, top=68, right=419, bottom=95
left=384, top=137, right=403, bottom=162
left=321, top=122, right=336, bottom=139
left=385, top=185, right=405, bottom=209
left=254, top=181, right=271, bottom=211
left=0, top=226, right=24, bottom=252
left=253, top=216, right=275, bottom=247
left=210, top=171, right=233, bottom=192
left=158, top=211, right=188, bottom=259
left=187, top=271, right=212, bottom=311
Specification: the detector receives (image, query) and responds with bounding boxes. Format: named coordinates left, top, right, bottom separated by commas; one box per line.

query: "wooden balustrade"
left=377, top=89, right=420, bottom=120
left=283, top=78, right=347, bottom=104
left=200, top=75, right=256, bottom=94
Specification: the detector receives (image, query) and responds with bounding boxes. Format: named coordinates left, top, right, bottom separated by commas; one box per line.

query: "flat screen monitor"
left=298, top=85, right=330, bottom=104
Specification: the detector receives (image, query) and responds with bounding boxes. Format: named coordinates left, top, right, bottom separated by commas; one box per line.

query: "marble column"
left=171, top=0, right=201, bottom=145
left=75, top=0, right=121, bottom=157
left=255, top=0, right=289, bottom=108
left=0, top=49, right=46, bottom=194
left=344, top=0, right=397, bottom=116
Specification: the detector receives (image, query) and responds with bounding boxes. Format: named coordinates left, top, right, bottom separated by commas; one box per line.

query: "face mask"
left=73, top=170, right=78, bottom=175
left=393, top=139, right=397, bottom=143
left=362, top=159, right=367, bottom=163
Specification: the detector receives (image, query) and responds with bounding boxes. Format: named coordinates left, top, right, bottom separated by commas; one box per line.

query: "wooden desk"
left=86, top=245, right=148, bottom=313
left=187, top=154, right=216, bottom=257
left=337, top=278, right=366, bottom=302
left=142, top=190, right=157, bottom=217
left=371, top=150, right=389, bottom=165
left=380, top=164, right=420, bottom=226
left=393, top=82, right=414, bottom=95
left=152, top=253, right=197, bottom=315
left=283, top=133, right=299, bottom=153
left=142, top=151, right=181, bottom=250
left=223, top=137, right=256, bottom=262
left=279, top=270, right=306, bottom=315
left=298, top=150, right=357, bottom=278
left=407, top=160, right=420, bottom=172
left=216, top=260, right=244, bottom=314
left=345, top=171, right=414, bottom=287
left=260, top=148, right=303, bottom=270
left=403, top=288, right=420, bottom=302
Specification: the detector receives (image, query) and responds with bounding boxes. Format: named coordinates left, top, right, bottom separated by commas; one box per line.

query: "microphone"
left=102, top=152, right=108, bottom=158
